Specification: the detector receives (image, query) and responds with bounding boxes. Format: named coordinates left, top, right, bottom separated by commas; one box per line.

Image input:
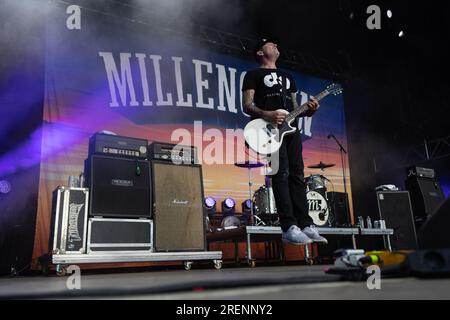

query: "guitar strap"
left=280, top=73, right=287, bottom=109
left=281, top=73, right=296, bottom=130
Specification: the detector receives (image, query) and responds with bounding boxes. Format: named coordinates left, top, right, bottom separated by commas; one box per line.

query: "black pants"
left=271, top=128, right=313, bottom=232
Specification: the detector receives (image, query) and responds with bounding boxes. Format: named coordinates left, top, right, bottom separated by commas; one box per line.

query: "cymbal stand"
left=329, top=133, right=351, bottom=224
left=246, top=166, right=265, bottom=226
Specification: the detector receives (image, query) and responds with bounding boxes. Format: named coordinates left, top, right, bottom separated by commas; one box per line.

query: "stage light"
left=204, top=197, right=216, bottom=214
left=398, top=30, right=405, bottom=38
left=241, top=199, right=252, bottom=214
left=204, top=196, right=216, bottom=209
left=224, top=198, right=235, bottom=209
left=0, top=180, right=11, bottom=194
left=221, top=197, right=236, bottom=215
left=387, top=10, right=393, bottom=18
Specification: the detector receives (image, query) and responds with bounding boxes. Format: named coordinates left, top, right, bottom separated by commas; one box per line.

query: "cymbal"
left=235, top=161, right=265, bottom=168
left=307, top=161, right=336, bottom=169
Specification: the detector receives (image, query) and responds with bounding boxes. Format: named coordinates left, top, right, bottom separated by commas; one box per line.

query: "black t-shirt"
left=242, top=68, right=298, bottom=116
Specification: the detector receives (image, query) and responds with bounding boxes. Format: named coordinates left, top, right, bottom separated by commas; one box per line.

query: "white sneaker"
left=282, top=225, right=313, bottom=245
left=302, top=225, right=328, bottom=244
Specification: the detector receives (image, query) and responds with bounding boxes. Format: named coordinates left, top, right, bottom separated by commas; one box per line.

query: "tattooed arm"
left=243, top=89, right=265, bottom=118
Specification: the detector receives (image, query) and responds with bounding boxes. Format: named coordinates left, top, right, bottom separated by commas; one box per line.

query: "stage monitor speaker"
left=376, top=191, right=417, bottom=250
left=418, top=197, right=450, bottom=249
left=85, top=155, right=151, bottom=218
left=152, top=161, right=206, bottom=252
left=405, top=176, right=445, bottom=219
left=326, top=192, right=350, bottom=227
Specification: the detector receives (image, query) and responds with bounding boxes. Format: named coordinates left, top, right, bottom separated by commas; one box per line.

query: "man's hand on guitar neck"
left=304, top=96, right=320, bottom=117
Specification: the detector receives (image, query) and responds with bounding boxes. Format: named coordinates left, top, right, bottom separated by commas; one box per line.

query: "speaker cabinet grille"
left=406, top=176, right=445, bottom=218
left=326, top=192, right=350, bottom=227
left=86, top=155, right=151, bottom=218
left=152, top=161, right=205, bottom=251
left=377, top=191, right=417, bottom=250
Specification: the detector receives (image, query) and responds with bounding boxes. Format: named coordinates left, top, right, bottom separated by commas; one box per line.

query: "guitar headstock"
left=326, top=83, right=343, bottom=96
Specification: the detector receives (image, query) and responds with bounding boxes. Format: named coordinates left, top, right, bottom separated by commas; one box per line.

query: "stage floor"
left=1, top=265, right=450, bottom=299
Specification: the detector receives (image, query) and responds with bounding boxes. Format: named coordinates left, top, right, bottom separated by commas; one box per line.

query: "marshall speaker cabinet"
left=85, top=155, right=152, bottom=218
left=51, top=187, right=89, bottom=254
left=151, top=161, right=206, bottom=252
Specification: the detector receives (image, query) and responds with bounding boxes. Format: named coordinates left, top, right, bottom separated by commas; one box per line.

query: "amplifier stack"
left=405, top=166, right=445, bottom=229
left=51, top=133, right=210, bottom=264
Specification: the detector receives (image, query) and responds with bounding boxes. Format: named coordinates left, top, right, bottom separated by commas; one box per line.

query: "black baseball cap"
left=253, top=37, right=279, bottom=60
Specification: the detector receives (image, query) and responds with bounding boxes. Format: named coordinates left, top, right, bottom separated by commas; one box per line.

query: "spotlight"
left=221, top=197, right=236, bottom=215
left=0, top=180, right=11, bottom=194
left=398, top=30, right=405, bottom=38
left=241, top=199, right=252, bottom=214
left=204, top=197, right=216, bottom=214
left=387, top=10, right=393, bottom=18
left=204, top=196, right=216, bottom=209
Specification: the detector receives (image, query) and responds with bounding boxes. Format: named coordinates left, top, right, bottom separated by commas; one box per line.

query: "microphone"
left=327, top=132, right=333, bottom=139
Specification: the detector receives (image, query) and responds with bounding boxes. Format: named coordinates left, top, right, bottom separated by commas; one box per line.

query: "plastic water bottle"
left=366, top=216, right=373, bottom=229
left=358, top=216, right=365, bottom=228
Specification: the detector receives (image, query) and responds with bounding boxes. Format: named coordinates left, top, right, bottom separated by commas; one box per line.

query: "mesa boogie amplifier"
left=89, top=133, right=148, bottom=159
left=84, top=155, right=152, bottom=218
left=148, top=142, right=198, bottom=164
left=51, top=187, right=89, bottom=254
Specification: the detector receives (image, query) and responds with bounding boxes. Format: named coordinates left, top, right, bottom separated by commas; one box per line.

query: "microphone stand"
left=329, top=133, right=350, bottom=225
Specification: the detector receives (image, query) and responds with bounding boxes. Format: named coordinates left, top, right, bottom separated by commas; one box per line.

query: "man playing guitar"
left=242, top=38, right=328, bottom=245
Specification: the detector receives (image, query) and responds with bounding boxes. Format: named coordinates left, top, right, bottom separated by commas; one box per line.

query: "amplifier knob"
left=139, top=146, right=147, bottom=154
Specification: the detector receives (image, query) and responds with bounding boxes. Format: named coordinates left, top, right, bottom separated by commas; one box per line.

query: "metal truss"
left=53, top=0, right=346, bottom=80
left=374, top=135, right=450, bottom=173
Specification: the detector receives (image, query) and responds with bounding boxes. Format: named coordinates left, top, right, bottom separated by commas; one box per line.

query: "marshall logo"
left=68, top=203, right=84, bottom=242
left=172, top=199, right=189, bottom=206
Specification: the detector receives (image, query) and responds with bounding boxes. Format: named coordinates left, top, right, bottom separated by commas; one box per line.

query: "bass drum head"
left=306, top=190, right=329, bottom=226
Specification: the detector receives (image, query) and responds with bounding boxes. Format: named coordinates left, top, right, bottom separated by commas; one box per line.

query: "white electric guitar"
left=243, top=83, right=343, bottom=155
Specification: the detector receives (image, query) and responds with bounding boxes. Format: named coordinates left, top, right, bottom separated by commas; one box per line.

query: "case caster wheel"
left=306, top=258, right=314, bottom=266
left=248, top=260, right=256, bottom=268
left=56, top=265, right=67, bottom=277
left=184, top=261, right=193, bottom=271
left=213, top=260, right=223, bottom=270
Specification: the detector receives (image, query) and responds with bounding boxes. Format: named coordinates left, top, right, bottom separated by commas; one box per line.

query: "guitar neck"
left=286, top=90, right=330, bottom=123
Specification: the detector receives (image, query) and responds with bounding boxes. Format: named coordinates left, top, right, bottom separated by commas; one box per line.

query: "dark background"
left=1, top=0, right=449, bottom=274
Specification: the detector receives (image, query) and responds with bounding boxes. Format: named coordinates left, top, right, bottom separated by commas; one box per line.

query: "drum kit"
left=234, top=160, right=336, bottom=227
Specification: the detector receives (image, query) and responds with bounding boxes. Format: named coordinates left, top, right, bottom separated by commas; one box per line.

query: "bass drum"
left=306, top=190, right=330, bottom=226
